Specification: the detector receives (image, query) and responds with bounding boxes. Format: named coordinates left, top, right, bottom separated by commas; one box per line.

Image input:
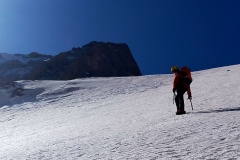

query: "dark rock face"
left=0, top=42, right=142, bottom=80
left=28, top=41, right=142, bottom=80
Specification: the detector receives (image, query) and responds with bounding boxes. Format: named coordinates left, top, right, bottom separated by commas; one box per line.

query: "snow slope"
left=0, top=65, right=239, bottom=159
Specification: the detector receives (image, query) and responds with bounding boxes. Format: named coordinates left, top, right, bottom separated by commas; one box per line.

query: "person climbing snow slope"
left=171, top=66, right=192, bottom=115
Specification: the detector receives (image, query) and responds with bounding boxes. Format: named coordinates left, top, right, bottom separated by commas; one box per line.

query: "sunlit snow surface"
left=0, top=65, right=240, bottom=159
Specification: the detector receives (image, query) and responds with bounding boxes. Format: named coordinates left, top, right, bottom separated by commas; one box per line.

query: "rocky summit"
left=0, top=41, right=142, bottom=80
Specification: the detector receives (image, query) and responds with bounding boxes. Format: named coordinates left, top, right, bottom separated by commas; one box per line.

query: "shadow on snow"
left=193, top=107, right=240, bottom=114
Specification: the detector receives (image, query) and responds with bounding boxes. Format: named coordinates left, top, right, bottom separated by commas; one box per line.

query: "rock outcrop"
left=0, top=42, right=142, bottom=80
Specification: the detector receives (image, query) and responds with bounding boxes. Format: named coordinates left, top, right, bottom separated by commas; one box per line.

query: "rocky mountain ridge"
left=0, top=41, right=141, bottom=80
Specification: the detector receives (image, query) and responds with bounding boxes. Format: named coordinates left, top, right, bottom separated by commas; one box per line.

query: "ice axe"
left=189, top=98, right=193, bottom=110
left=173, top=93, right=176, bottom=104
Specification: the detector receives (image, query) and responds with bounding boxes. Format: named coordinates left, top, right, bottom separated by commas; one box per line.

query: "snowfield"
left=0, top=65, right=240, bottom=159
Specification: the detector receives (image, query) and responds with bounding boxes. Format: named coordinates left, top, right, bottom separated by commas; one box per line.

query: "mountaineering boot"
left=176, top=110, right=181, bottom=115
left=176, top=110, right=186, bottom=115
left=181, top=110, right=186, bottom=114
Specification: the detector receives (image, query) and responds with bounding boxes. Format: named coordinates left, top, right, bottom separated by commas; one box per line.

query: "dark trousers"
left=175, top=91, right=185, bottom=111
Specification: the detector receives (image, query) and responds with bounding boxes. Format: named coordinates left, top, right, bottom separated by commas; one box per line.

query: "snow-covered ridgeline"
left=0, top=53, right=51, bottom=64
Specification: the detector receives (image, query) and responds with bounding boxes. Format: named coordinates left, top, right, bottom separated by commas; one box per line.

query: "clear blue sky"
left=0, top=0, right=240, bottom=75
